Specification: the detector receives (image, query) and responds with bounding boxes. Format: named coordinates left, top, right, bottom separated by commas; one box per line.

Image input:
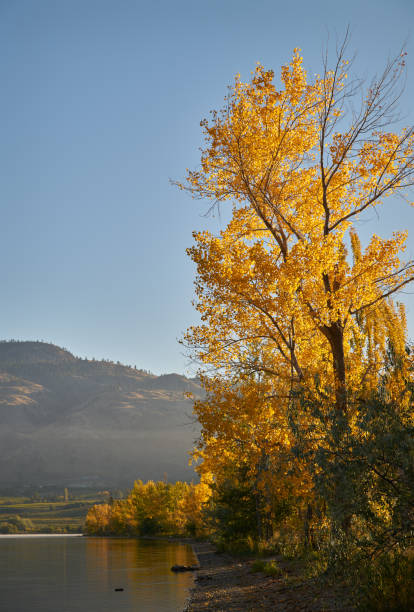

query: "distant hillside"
left=0, top=341, right=201, bottom=488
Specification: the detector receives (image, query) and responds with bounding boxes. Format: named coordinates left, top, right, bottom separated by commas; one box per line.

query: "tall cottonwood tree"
left=178, top=39, right=414, bottom=413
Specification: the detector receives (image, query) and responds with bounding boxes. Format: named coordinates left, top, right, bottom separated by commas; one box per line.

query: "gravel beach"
left=185, top=542, right=355, bottom=611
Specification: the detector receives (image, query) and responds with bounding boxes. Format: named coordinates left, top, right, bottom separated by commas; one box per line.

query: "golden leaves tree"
left=179, top=38, right=414, bottom=413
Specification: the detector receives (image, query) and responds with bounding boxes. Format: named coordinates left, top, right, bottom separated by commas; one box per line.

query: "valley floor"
left=0, top=491, right=109, bottom=533
left=186, top=542, right=355, bottom=612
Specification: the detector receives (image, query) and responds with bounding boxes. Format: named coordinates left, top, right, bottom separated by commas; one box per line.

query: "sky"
left=1, top=0, right=414, bottom=374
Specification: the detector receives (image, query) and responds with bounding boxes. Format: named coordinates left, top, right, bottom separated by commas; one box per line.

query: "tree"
left=178, top=37, right=414, bottom=413
left=84, top=479, right=211, bottom=537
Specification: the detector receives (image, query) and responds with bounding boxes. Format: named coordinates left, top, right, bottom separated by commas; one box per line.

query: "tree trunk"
left=321, top=322, right=347, bottom=412
left=304, top=502, right=315, bottom=549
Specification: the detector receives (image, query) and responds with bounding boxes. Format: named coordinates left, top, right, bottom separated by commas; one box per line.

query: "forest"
left=86, top=40, right=414, bottom=610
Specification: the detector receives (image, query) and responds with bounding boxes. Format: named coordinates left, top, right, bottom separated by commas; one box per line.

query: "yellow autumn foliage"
left=177, top=45, right=414, bottom=547
left=84, top=480, right=211, bottom=537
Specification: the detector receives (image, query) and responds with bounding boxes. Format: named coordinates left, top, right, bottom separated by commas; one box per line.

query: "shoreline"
left=185, top=542, right=356, bottom=612
left=0, top=533, right=83, bottom=537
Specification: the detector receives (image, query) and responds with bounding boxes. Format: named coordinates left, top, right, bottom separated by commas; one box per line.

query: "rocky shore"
left=185, top=542, right=355, bottom=611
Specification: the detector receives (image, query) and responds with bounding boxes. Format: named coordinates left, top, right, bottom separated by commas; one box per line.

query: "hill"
left=0, top=341, right=201, bottom=488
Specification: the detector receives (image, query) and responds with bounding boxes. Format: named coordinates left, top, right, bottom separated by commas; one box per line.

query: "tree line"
left=84, top=480, right=210, bottom=537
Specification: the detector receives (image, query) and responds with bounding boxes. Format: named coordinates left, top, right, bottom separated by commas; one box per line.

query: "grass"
left=251, top=558, right=284, bottom=577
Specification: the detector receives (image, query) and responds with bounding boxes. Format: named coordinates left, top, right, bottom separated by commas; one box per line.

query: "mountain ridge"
left=0, top=341, right=201, bottom=487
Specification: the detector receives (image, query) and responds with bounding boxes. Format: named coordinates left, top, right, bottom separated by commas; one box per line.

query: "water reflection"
left=0, top=536, right=196, bottom=612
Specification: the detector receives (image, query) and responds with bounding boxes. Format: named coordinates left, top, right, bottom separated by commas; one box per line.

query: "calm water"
left=0, top=535, right=196, bottom=612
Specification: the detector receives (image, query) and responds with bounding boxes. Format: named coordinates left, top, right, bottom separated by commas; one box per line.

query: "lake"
left=0, top=535, right=197, bottom=612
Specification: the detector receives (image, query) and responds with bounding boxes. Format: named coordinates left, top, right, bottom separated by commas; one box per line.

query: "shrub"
left=355, top=553, right=414, bottom=612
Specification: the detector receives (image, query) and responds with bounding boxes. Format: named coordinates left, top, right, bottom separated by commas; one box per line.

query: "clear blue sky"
left=1, top=0, right=413, bottom=374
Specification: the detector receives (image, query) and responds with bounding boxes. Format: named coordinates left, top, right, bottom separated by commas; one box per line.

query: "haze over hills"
left=0, top=341, right=201, bottom=488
